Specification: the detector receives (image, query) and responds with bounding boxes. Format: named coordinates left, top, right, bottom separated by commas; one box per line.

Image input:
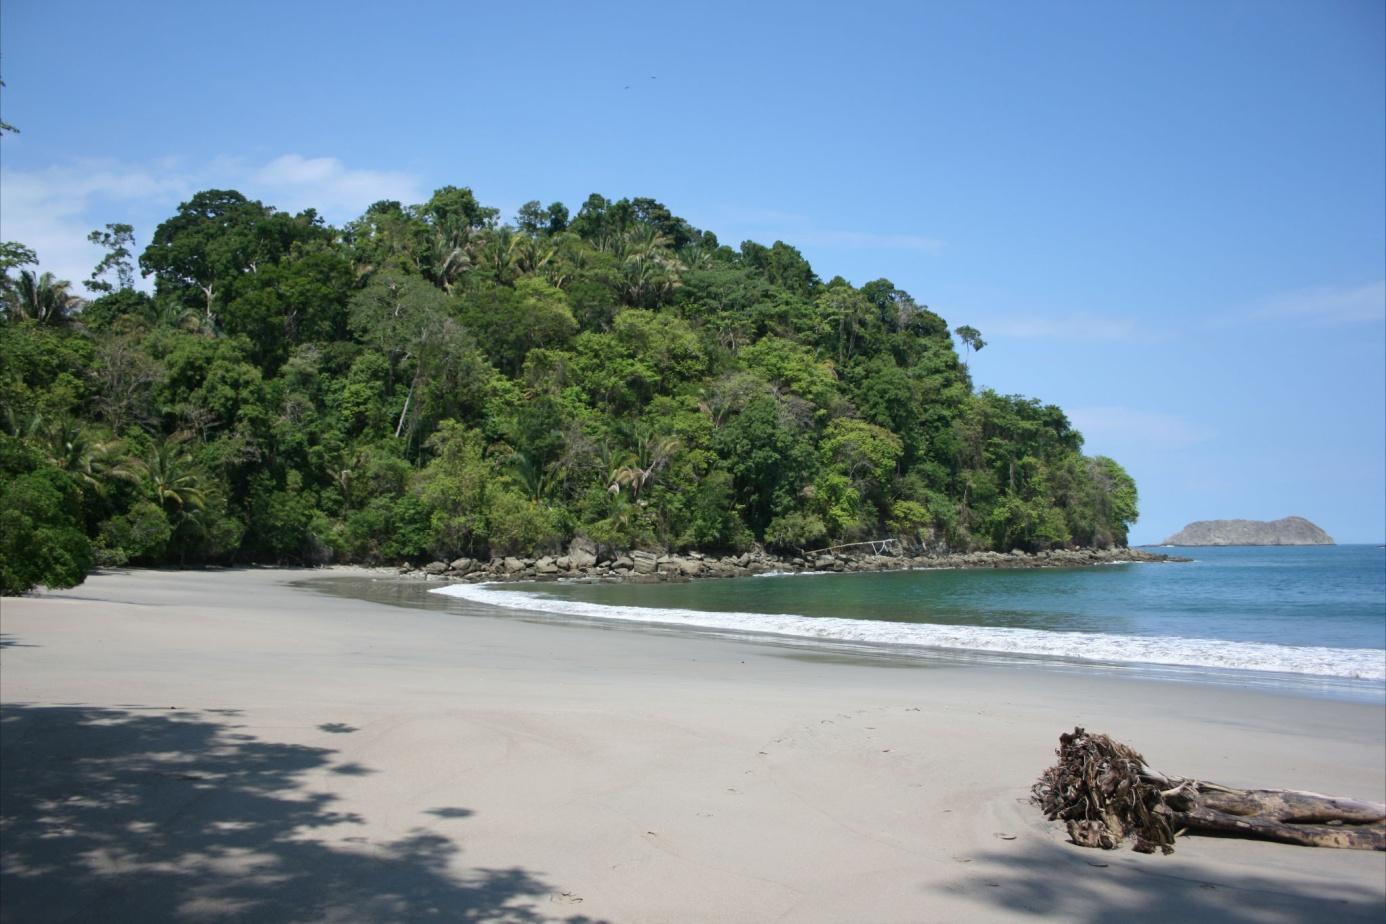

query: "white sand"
left=2, top=567, right=1382, bottom=923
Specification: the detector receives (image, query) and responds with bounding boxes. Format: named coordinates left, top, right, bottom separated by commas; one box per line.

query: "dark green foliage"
left=98, top=500, right=172, bottom=565
left=0, top=185, right=1143, bottom=590
left=0, top=436, right=92, bottom=593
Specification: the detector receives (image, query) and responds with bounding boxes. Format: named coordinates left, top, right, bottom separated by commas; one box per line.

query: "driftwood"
left=1032, top=727, right=1386, bottom=854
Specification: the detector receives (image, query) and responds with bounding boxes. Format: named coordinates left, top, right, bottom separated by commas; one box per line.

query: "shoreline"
left=320, top=570, right=1386, bottom=700
left=396, top=543, right=1188, bottom=586
left=3, top=567, right=1383, bottom=922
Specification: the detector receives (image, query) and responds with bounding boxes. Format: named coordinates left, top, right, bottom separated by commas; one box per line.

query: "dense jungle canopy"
left=0, top=187, right=1137, bottom=594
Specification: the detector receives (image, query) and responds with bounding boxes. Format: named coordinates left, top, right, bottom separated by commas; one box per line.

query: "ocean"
left=431, top=546, right=1386, bottom=689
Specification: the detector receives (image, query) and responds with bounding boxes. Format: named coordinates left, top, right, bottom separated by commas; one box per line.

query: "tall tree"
left=954, top=325, right=985, bottom=368
left=86, top=223, right=137, bottom=294
left=140, top=190, right=325, bottom=327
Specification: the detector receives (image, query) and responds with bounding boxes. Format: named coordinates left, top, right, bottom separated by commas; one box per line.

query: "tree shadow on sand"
left=934, top=843, right=1384, bottom=923
left=0, top=704, right=603, bottom=923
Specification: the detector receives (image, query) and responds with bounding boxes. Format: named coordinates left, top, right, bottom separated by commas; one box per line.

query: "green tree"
left=348, top=273, right=463, bottom=439
left=86, top=223, right=137, bottom=294
left=141, top=189, right=326, bottom=327
left=954, top=324, right=985, bottom=368
left=460, top=277, right=576, bottom=376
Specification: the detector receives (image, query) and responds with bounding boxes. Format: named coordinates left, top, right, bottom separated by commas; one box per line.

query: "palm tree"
left=3, top=406, right=43, bottom=439
left=608, top=432, right=680, bottom=500
left=156, top=299, right=211, bottom=334
left=141, top=436, right=207, bottom=514
left=538, top=233, right=588, bottom=290
left=11, top=270, right=82, bottom=325
left=475, top=227, right=520, bottom=284
left=424, top=218, right=482, bottom=294
left=505, top=450, right=551, bottom=503
left=619, top=227, right=684, bottom=308
left=506, top=233, right=553, bottom=277
left=18, top=415, right=138, bottom=494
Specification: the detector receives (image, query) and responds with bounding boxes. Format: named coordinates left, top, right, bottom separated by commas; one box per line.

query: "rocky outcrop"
left=1162, top=517, right=1334, bottom=547
left=397, top=545, right=1187, bottom=584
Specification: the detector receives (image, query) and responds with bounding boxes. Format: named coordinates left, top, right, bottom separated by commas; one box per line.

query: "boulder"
left=677, top=558, right=705, bottom=577
left=422, top=561, right=448, bottom=575
left=568, top=536, right=600, bottom=569
left=449, top=557, right=476, bottom=574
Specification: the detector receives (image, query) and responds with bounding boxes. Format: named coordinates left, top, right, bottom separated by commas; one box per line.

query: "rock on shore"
left=397, top=541, right=1187, bottom=585
left=1162, top=516, right=1334, bottom=547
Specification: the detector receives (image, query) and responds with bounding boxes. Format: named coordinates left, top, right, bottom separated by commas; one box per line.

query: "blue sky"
left=3, top=0, right=1383, bottom=543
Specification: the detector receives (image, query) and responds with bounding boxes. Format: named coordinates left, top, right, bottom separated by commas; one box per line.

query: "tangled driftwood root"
left=1032, top=727, right=1386, bottom=854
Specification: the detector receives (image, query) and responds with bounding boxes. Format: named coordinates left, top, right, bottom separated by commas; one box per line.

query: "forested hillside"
left=0, top=188, right=1137, bottom=594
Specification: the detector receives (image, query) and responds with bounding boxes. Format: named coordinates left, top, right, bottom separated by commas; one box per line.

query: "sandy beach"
left=2, top=567, right=1383, bottom=923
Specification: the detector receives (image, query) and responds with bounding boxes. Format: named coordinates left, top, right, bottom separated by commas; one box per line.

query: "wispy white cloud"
left=1067, top=406, right=1215, bottom=452
left=246, top=155, right=422, bottom=218
left=1232, top=279, right=1386, bottom=327
left=0, top=154, right=426, bottom=292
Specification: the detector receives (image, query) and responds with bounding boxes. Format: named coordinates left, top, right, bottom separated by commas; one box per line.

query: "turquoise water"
left=434, top=546, right=1386, bottom=681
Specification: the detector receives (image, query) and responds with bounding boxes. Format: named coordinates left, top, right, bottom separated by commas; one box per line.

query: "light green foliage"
left=886, top=499, right=933, bottom=544
left=415, top=422, right=492, bottom=557
left=611, top=309, right=706, bottom=390
left=809, top=471, right=865, bottom=536
left=486, top=490, right=562, bottom=556
left=763, top=512, right=828, bottom=551
left=819, top=418, right=902, bottom=488
left=570, top=332, right=658, bottom=412
left=740, top=337, right=839, bottom=410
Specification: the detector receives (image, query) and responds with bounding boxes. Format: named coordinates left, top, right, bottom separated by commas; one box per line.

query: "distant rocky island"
left=1162, top=516, right=1334, bottom=546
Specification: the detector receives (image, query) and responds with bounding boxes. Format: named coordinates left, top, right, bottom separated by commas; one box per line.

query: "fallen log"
left=1032, top=727, right=1386, bottom=854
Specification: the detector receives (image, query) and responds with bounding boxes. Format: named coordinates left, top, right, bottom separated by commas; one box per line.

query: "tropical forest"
left=0, top=187, right=1138, bottom=594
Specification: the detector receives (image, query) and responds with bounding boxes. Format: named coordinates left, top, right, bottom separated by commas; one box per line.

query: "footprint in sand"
left=550, top=891, right=584, bottom=904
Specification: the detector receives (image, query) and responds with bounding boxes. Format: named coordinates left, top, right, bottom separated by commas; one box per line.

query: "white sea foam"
left=430, top=582, right=1386, bottom=682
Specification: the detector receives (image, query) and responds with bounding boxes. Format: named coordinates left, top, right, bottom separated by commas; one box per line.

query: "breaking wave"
left=430, top=582, right=1386, bottom=682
